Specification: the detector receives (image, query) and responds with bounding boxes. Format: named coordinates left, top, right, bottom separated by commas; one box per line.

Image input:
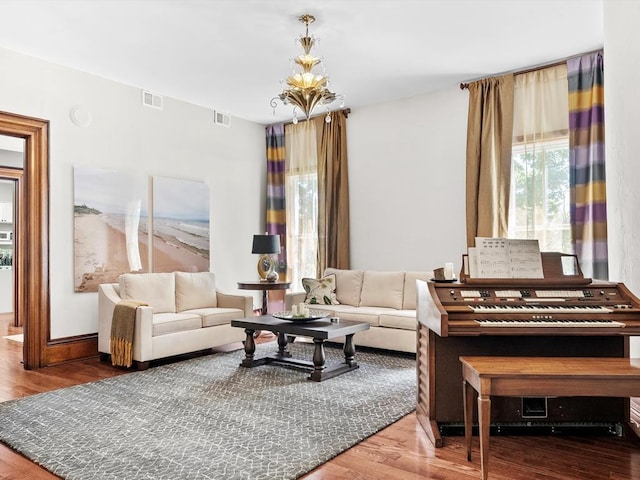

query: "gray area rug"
left=0, top=342, right=416, bottom=480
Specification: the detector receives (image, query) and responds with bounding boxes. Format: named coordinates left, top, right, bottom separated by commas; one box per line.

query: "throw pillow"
left=175, top=271, right=217, bottom=312
left=119, top=272, right=176, bottom=314
left=302, top=274, right=339, bottom=305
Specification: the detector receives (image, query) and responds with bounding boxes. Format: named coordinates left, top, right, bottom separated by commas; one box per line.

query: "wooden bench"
left=460, top=356, right=640, bottom=480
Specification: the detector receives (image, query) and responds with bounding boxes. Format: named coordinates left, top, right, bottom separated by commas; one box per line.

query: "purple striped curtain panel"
left=265, top=124, right=287, bottom=277
left=568, top=51, right=608, bottom=280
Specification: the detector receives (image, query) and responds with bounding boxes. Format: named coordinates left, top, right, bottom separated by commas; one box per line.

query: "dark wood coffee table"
left=231, top=315, right=370, bottom=382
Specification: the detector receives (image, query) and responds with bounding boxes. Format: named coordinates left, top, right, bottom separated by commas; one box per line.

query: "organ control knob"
left=450, top=290, right=455, bottom=295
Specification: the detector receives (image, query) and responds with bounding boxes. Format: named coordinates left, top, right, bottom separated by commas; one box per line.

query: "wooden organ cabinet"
left=416, top=253, right=640, bottom=447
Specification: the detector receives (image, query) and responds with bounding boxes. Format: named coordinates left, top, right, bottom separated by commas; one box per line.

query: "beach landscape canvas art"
left=152, top=176, right=210, bottom=273
left=74, top=167, right=149, bottom=292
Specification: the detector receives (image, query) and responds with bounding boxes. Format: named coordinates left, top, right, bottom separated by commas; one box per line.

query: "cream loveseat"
left=98, top=271, right=253, bottom=369
left=285, top=268, right=432, bottom=353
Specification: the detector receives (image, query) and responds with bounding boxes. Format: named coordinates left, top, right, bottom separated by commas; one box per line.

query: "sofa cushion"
left=359, top=271, right=405, bottom=309
left=314, top=305, right=388, bottom=327
left=324, top=268, right=364, bottom=306
left=152, top=312, right=201, bottom=336
left=307, top=304, right=357, bottom=317
left=184, top=308, right=245, bottom=327
left=302, top=274, right=339, bottom=305
left=380, top=311, right=418, bottom=331
left=175, top=271, right=217, bottom=312
left=119, top=272, right=176, bottom=314
left=403, top=271, right=433, bottom=310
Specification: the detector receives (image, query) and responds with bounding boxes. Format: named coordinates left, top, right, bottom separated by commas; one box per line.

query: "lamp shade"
left=252, top=234, right=280, bottom=255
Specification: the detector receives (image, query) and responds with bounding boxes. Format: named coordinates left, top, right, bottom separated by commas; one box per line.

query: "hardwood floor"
left=0, top=318, right=639, bottom=479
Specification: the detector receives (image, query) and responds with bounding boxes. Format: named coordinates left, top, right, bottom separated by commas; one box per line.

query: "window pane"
left=286, top=172, right=318, bottom=288
left=508, top=139, right=572, bottom=253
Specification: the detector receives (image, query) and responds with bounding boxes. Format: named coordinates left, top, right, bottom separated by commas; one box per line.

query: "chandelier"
left=271, top=14, right=343, bottom=123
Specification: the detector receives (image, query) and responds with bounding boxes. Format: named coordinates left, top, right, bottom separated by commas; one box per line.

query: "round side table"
left=237, top=280, right=291, bottom=315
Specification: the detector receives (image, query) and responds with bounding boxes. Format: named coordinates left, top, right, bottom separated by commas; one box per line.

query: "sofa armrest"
left=98, top=282, right=155, bottom=361
left=217, top=291, right=254, bottom=317
left=132, top=305, right=154, bottom=362
left=98, top=283, right=121, bottom=353
left=285, top=292, right=306, bottom=310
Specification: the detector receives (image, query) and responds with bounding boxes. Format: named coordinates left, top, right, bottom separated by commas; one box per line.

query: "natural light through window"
left=285, top=172, right=318, bottom=289
left=508, top=138, right=572, bottom=253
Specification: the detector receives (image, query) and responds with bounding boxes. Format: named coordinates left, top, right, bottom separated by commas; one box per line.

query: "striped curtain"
left=265, top=124, right=287, bottom=278
left=568, top=51, right=608, bottom=280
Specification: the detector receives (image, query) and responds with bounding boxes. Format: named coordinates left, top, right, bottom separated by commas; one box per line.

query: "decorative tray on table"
left=272, top=310, right=330, bottom=323
left=430, top=277, right=458, bottom=283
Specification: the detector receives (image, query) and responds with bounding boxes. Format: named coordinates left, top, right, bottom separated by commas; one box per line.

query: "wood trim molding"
left=0, top=167, right=23, bottom=328
left=46, top=334, right=98, bottom=366
left=0, top=111, right=49, bottom=369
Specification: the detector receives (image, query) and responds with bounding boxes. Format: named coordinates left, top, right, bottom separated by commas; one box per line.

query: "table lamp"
left=252, top=234, right=281, bottom=281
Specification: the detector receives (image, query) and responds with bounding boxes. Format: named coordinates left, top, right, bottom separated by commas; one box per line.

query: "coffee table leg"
left=240, top=329, right=256, bottom=367
left=310, top=338, right=326, bottom=381
left=276, top=332, right=292, bottom=358
left=344, top=334, right=356, bottom=366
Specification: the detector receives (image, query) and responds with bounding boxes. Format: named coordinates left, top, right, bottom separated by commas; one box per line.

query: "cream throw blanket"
left=110, top=300, right=147, bottom=367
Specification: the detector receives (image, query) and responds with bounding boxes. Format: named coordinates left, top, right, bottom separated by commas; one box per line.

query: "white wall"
left=0, top=46, right=266, bottom=338
left=0, top=147, right=23, bottom=168
left=603, top=1, right=640, bottom=355
left=347, top=87, right=468, bottom=274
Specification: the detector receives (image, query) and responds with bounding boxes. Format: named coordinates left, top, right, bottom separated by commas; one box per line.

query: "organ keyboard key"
left=471, top=304, right=614, bottom=314
left=476, top=318, right=625, bottom=328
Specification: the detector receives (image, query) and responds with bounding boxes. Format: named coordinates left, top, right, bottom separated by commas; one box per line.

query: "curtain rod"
left=459, top=48, right=603, bottom=90
left=281, top=108, right=351, bottom=127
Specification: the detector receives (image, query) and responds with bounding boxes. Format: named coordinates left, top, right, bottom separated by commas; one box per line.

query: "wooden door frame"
left=0, top=167, right=24, bottom=328
left=0, top=111, right=49, bottom=369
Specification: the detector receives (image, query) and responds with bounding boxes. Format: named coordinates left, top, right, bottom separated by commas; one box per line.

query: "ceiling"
left=0, top=0, right=604, bottom=125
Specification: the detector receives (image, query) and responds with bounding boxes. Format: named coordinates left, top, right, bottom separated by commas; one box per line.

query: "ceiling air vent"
left=141, top=90, right=163, bottom=110
left=213, top=110, right=230, bottom=127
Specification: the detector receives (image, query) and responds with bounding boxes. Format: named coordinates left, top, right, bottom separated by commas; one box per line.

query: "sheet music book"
left=474, top=237, right=544, bottom=279
left=467, top=247, right=478, bottom=277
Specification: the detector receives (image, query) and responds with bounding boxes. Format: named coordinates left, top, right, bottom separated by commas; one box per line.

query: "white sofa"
left=285, top=268, right=432, bottom=353
left=98, top=271, right=253, bottom=369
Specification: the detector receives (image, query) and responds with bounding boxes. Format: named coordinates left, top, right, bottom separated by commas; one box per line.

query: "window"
left=508, top=65, right=571, bottom=253
left=285, top=171, right=318, bottom=288
left=285, top=122, right=319, bottom=288
left=508, top=138, right=571, bottom=252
